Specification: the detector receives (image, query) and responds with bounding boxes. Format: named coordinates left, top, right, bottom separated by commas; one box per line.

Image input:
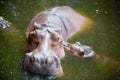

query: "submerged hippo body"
left=23, top=6, right=86, bottom=78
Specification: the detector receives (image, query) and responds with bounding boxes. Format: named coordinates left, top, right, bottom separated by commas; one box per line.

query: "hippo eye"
left=51, top=35, right=63, bottom=44
left=53, top=36, right=60, bottom=42
left=30, top=31, right=36, bottom=37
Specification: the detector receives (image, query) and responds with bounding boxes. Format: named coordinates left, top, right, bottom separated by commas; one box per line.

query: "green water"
left=0, top=0, right=120, bottom=80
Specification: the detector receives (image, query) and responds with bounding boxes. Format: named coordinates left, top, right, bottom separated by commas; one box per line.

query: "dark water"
left=0, top=0, right=120, bottom=80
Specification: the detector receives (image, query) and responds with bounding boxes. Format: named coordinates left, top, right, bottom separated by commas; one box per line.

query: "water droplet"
left=96, top=9, right=99, bottom=14
left=10, top=71, right=13, bottom=74
left=0, top=1, right=4, bottom=4
left=95, top=2, right=98, bottom=5
left=104, top=11, right=108, bottom=14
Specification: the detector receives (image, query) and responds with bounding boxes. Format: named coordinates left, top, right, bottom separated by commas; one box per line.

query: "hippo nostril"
left=53, top=56, right=58, bottom=63
left=41, top=58, right=46, bottom=64
left=40, top=57, right=54, bottom=67
left=29, top=57, right=33, bottom=62
left=53, top=56, right=60, bottom=68
left=45, top=59, right=48, bottom=64
left=29, top=56, right=35, bottom=62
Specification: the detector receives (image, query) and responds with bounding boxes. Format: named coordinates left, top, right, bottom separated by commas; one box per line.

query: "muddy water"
left=0, top=0, right=120, bottom=80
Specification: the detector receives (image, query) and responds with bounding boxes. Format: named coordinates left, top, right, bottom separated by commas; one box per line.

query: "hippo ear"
left=29, top=31, right=39, bottom=42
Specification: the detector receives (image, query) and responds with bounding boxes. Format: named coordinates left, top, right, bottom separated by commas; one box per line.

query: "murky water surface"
left=0, top=0, right=120, bottom=80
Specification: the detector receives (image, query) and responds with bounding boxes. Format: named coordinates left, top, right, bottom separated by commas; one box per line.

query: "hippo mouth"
left=23, top=54, right=63, bottom=78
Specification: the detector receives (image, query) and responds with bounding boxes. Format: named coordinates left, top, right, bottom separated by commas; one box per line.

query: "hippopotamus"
left=22, top=6, right=95, bottom=79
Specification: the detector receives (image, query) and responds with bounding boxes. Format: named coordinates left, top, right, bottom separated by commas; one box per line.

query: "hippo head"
left=23, top=23, right=65, bottom=78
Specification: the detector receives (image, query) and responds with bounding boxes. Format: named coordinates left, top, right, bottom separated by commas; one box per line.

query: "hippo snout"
left=23, top=53, right=62, bottom=77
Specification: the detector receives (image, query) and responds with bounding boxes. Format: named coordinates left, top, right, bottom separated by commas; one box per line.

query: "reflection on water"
left=7, top=2, right=20, bottom=16
left=93, top=54, right=120, bottom=70
left=0, top=0, right=120, bottom=80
